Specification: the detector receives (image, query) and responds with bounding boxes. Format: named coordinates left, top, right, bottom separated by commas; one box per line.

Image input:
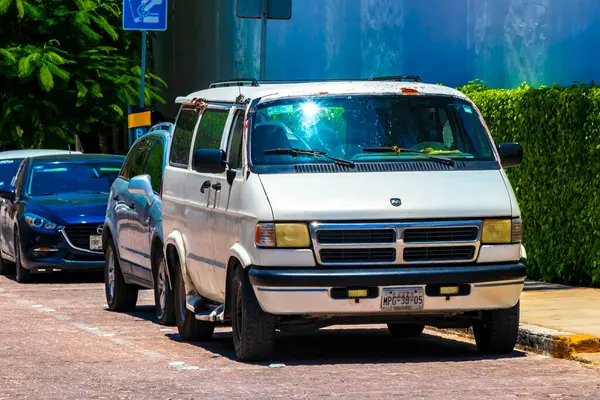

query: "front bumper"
left=249, top=263, right=526, bottom=315
left=20, top=229, right=104, bottom=272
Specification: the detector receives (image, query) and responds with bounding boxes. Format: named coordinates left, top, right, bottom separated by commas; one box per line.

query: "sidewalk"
left=519, top=280, right=600, bottom=363
left=440, top=280, right=600, bottom=364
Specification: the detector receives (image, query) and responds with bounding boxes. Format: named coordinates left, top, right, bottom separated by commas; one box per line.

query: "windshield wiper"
left=263, top=148, right=356, bottom=168
left=362, top=146, right=455, bottom=166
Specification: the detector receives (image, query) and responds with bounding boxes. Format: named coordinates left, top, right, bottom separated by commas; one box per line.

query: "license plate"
left=381, top=288, right=424, bottom=311
left=89, top=235, right=102, bottom=251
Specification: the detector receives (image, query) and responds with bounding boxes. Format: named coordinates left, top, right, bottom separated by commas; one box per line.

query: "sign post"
left=122, top=0, right=168, bottom=148
left=236, top=0, right=292, bottom=80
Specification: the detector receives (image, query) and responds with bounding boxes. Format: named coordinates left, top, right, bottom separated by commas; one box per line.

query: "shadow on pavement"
left=524, top=280, right=573, bottom=292
left=3, top=270, right=104, bottom=284
left=164, top=326, right=527, bottom=366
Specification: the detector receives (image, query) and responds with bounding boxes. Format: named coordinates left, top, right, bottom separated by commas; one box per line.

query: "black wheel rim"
left=106, top=246, right=116, bottom=304
left=156, top=259, right=167, bottom=320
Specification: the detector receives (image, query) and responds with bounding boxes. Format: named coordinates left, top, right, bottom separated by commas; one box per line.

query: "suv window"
left=192, top=109, right=229, bottom=151
left=13, top=159, right=28, bottom=198
left=227, top=110, right=244, bottom=170
left=145, top=138, right=165, bottom=193
left=170, top=108, right=199, bottom=167
left=122, top=137, right=152, bottom=179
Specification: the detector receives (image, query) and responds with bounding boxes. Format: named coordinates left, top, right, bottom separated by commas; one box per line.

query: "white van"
left=161, top=77, right=525, bottom=361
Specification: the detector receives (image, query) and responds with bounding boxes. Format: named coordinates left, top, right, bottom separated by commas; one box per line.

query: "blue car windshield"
left=0, top=159, right=22, bottom=190
left=251, top=95, right=496, bottom=166
left=28, top=162, right=123, bottom=196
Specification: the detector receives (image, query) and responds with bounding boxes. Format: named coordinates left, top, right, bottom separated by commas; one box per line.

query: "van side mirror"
left=192, top=149, right=227, bottom=174
left=497, top=143, right=523, bottom=168
left=0, top=187, right=15, bottom=202
left=128, top=174, right=154, bottom=205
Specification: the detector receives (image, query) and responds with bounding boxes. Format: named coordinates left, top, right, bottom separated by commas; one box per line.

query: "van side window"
left=192, top=109, right=229, bottom=151
left=227, top=110, right=245, bottom=170
left=170, top=108, right=199, bottom=167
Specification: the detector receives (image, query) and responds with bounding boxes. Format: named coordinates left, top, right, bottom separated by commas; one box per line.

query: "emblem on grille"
left=97, top=225, right=103, bottom=235
left=390, top=198, right=402, bottom=207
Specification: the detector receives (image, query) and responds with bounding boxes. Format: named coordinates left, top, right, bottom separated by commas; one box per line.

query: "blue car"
left=102, top=125, right=175, bottom=325
left=0, top=153, right=125, bottom=282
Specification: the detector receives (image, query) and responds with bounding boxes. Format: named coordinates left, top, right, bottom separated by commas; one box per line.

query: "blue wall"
left=153, top=0, right=600, bottom=116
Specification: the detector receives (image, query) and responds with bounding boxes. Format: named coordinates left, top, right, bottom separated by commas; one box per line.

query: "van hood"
left=259, top=170, right=513, bottom=221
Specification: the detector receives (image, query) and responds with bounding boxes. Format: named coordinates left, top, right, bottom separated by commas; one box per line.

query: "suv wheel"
left=473, top=301, right=520, bottom=355
left=231, top=266, right=275, bottom=361
left=14, top=231, right=30, bottom=283
left=153, top=251, right=175, bottom=326
left=387, top=323, right=425, bottom=338
left=105, top=240, right=138, bottom=311
left=174, top=262, right=214, bottom=341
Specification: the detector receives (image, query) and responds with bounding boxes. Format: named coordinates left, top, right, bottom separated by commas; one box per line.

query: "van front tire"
left=473, top=301, right=520, bottom=355
left=231, top=266, right=276, bottom=361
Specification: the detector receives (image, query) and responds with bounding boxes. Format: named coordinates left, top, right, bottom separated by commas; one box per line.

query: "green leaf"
left=17, top=54, right=36, bottom=78
left=76, top=81, right=88, bottom=99
left=90, top=82, right=102, bottom=98
left=38, top=65, right=54, bottom=91
left=0, top=48, right=16, bottom=64
left=15, top=0, right=23, bottom=18
left=92, top=14, right=118, bottom=41
left=108, top=104, right=123, bottom=117
left=46, top=63, right=70, bottom=81
left=0, top=0, right=12, bottom=14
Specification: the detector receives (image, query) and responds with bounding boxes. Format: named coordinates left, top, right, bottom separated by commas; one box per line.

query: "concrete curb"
left=429, top=324, right=600, bottom=360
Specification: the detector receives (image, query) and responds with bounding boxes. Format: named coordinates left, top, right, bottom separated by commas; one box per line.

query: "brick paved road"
left=0, top=273, right=599, bottom=399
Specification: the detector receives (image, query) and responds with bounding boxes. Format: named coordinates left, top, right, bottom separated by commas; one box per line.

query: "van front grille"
left=320, top=248, right=396, bottom=263
left=316, top=229, right=396, bottom=244
left=403, top=227, right=478, bottom=243
left=403, top=246, right=476, bottom=262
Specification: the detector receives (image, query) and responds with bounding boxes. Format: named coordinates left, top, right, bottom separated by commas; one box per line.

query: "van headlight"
left=24, top=213, right=58, bottom=231
left=481, top=218, right=521, bottom=244
left=255, top=223, right=310, bottom=248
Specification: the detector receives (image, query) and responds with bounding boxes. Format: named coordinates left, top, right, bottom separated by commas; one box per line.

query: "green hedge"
left=458, top=80, right=600, bottom=286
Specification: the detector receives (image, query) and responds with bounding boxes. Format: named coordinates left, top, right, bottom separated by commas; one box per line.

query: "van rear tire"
left=173, top=263, right=214, bottom=341
left=473, top=301, right=520, bottom=355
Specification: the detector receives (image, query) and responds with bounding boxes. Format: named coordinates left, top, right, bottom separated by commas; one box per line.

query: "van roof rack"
left=207, top=76, right=422, bottom=89
left=209, top=78, right=260, bottom=88
left=368, top=75, right=421, bottom=82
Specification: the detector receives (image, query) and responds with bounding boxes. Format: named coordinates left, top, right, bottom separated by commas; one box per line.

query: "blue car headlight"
left=24, top=213, right=59, bottom=231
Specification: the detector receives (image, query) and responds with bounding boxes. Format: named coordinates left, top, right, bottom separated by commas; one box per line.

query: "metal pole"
left=140, top=30, right=147, bottom=107
left=259, top=0, right=267, bottom=80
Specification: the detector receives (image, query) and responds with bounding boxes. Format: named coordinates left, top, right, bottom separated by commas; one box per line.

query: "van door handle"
left=211, top=182, right=221, bottom=191
left=200, top=180, right=211, bottom=194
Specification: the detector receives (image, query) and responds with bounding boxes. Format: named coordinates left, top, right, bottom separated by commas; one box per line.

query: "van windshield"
left=250, top=95, right=496, bottom=166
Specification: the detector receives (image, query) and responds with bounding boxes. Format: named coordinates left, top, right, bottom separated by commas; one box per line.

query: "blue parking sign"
left=123, top=0, right=168, bottom=31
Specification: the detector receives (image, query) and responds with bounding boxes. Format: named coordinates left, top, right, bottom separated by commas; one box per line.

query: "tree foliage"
left=459, top=80, right=600, bottom=286
left=0, top=0, right=166, bottom=150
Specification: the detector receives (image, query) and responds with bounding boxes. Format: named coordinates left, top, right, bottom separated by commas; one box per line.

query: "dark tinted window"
left=120, top=137, right=152, bottom=180
left=193, top=109, right=229, bottom=151
left=0, top=159, right=22, bottom=190
left=13, top=160, right=27, bottom=198
left=170, top=108, right=199, bottom=166
left=228, top=111, right=244, bottom=170
left=28, top=161, right=124, bottom=196
left=145, top=139, right=165, bottom=193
